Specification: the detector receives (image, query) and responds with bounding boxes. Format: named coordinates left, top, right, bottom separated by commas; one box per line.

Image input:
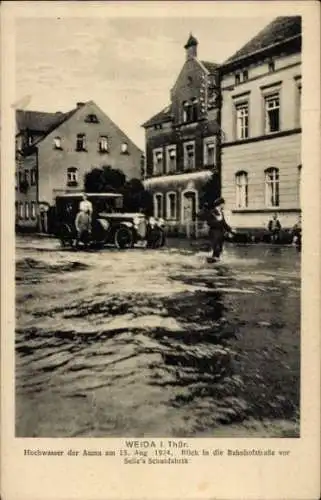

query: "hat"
left=213, top=197, right=225, bottom=207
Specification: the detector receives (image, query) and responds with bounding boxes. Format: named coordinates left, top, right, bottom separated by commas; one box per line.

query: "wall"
left=221, top=52, right=301, bottom=142
left=222, top=131, right=301, bottom=228
left=38, top=101, right=142, bottom=205
left=221, top=47, right=301, bottom=230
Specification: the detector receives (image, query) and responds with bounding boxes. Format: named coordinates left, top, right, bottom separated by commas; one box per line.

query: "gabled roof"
left=16, top=108, right=78, bottom=134
left=142, top=105, right=173, bottom=128
left=225, top=16, right=301, bottom=64
left=200, top=60, right=220, bottom=74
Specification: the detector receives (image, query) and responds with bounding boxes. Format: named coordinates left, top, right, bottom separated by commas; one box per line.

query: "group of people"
left=198, top=199, right=302, bottom=262
left=267, top=213, right=302, bottom=248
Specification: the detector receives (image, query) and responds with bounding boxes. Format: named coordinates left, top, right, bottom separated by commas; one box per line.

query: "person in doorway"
left=268, top=213, right=282, bottom=243
left=198, top=198, right=233, bottom=262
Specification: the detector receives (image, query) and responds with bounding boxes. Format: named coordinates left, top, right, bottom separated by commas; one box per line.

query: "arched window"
left=67, top=167, right=79, bottom=187
left=265, top=167, right=279, bottom=207
left=235, top=171, right=248, bottom=208
left=166, top=192, right=177, bottom=220
left=154, top=193, right=163, bottom=218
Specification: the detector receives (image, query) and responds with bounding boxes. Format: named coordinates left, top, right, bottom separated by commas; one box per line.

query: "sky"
left=16, top=15, right=275, bottom=150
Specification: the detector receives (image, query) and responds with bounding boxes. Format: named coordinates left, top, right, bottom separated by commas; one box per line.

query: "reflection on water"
left=15, top=237, right=300, bottom=437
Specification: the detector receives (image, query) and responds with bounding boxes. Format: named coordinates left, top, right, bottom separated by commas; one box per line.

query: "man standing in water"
left=198, top=197, right=233, bottom=262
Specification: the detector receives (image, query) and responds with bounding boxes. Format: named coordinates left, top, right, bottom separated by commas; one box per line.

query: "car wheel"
left=114, top=226, right=134, bottom=249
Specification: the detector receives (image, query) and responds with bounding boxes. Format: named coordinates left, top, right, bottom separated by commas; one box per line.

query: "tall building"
left=220, top=16, right=302, bottom=231
left=15, top=100, right=143, bottom=231
left=142, top=35, right=221, bottom=236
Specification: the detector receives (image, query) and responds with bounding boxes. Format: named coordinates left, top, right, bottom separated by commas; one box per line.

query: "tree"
left=84, top=165, right=126, bottom=193
left=83, top=166, right=153, bottom=215
left=199, top=173, right=220, bottom=208
left=123, top=178, right=153, bottom=215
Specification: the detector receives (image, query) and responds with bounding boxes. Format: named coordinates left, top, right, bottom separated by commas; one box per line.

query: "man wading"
left=198, top=197, right=233, bottom=263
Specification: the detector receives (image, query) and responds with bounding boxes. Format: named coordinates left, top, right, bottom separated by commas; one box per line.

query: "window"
left=15, top=173, right=18, bottom=190
left=28, top=135, right=33, bottom=146
left=16, top=136, right=23, bottom=151
left=154, top=124, right=163, bottom=130
left=182, top=101, right=192, bottom=122
left=268, top=60, right=275, bottom=73
left=19, top=202, right=24, bottom=219
left=18, top=171, right=23, bottom=186
left=85, top=114, right=99, bottom=123
left=265, top=167, right=279, bottom=207
left=67, top=167, right=79, bottom=186
left=154, top=193, right=163, bottom=218
left=235, top=171, right=248, bottom=208
left=53, top=136, right=62, bottom=149
left=31, top=202, right=36, bottom=219
left=235, top=74, right=241, bottom=85
left=265, top=94, right=280, bottom=133
left=76, top=134, right=86, bottom=151
left=166, top=192, right=177, bottom=220
left=191, top=98, right=198, bottom=122
left=153, top=148, right=164, bottom=176
left=242, top=70, right=249, bottom=82
left=25, top=202, right=30, bottom=219
left=204, top=138, right=216, bottom=166
left=235, top=103, right=249, bottom=139
left=121, top=142, right=129, bottom=154
left=30, top=169, right=37, bottom=186
left=24, top=170, right=29, bottom=184
left=99, top=136, right=108, bottom=152
left=166, top=145, right=177, bottom=173
left=183, top=141, right=195, bottom=170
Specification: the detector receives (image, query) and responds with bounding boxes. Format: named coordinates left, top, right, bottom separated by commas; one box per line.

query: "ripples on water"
left=15, top=238, right=300, bottom=437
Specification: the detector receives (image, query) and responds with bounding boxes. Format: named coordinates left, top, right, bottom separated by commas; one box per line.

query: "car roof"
left=56, top=193, right=123, bottom=199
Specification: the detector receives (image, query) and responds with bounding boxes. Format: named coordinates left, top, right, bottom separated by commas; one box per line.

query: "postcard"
left=1, top=1, right=320, bottom=499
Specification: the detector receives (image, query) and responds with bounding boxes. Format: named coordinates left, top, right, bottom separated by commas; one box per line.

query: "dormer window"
left=121, top=142, right=129, bottom=154
left=28, top=135, right=33, bottom=146
left=242, top=70, right=248, bottom=82
left=235, top=74, right=241, bottom=85
left=98, top=136, right=108, bottom=152
left=53, top=136, right=62, bottom=149
left=85, top=114, right=99, bottom=123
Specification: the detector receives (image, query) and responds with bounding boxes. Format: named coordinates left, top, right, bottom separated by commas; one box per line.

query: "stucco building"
left=15, top=100, right=143, bottom=231
left=142, top=35, right=221, bottom=235
left=220, top=16, right=302, bottom=231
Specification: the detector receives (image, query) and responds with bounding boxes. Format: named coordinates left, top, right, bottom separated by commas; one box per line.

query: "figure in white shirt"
left=79, top=193, right=93, bottom=215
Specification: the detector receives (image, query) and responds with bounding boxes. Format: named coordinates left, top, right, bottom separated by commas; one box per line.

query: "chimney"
left=184, top=33, right=198, bottom=60
left=76, top=102, right=86, bottom=108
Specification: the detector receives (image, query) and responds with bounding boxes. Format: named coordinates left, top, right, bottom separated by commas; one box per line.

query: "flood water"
left=15, top=236, right=300, bottom=437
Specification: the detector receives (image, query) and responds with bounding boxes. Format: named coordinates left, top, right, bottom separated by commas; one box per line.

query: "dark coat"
left=198, top=207, right=231, bottom=233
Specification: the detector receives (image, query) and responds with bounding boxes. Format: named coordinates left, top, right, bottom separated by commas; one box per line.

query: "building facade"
left=220, top=16, right=302, bottom=231
left=15, top=100, right=143, bottom=231
left=142, top=35, right=221, bottom=235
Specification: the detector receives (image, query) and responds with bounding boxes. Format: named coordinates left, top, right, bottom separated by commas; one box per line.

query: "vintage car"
left=53, top=193, right=165, bottom=249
